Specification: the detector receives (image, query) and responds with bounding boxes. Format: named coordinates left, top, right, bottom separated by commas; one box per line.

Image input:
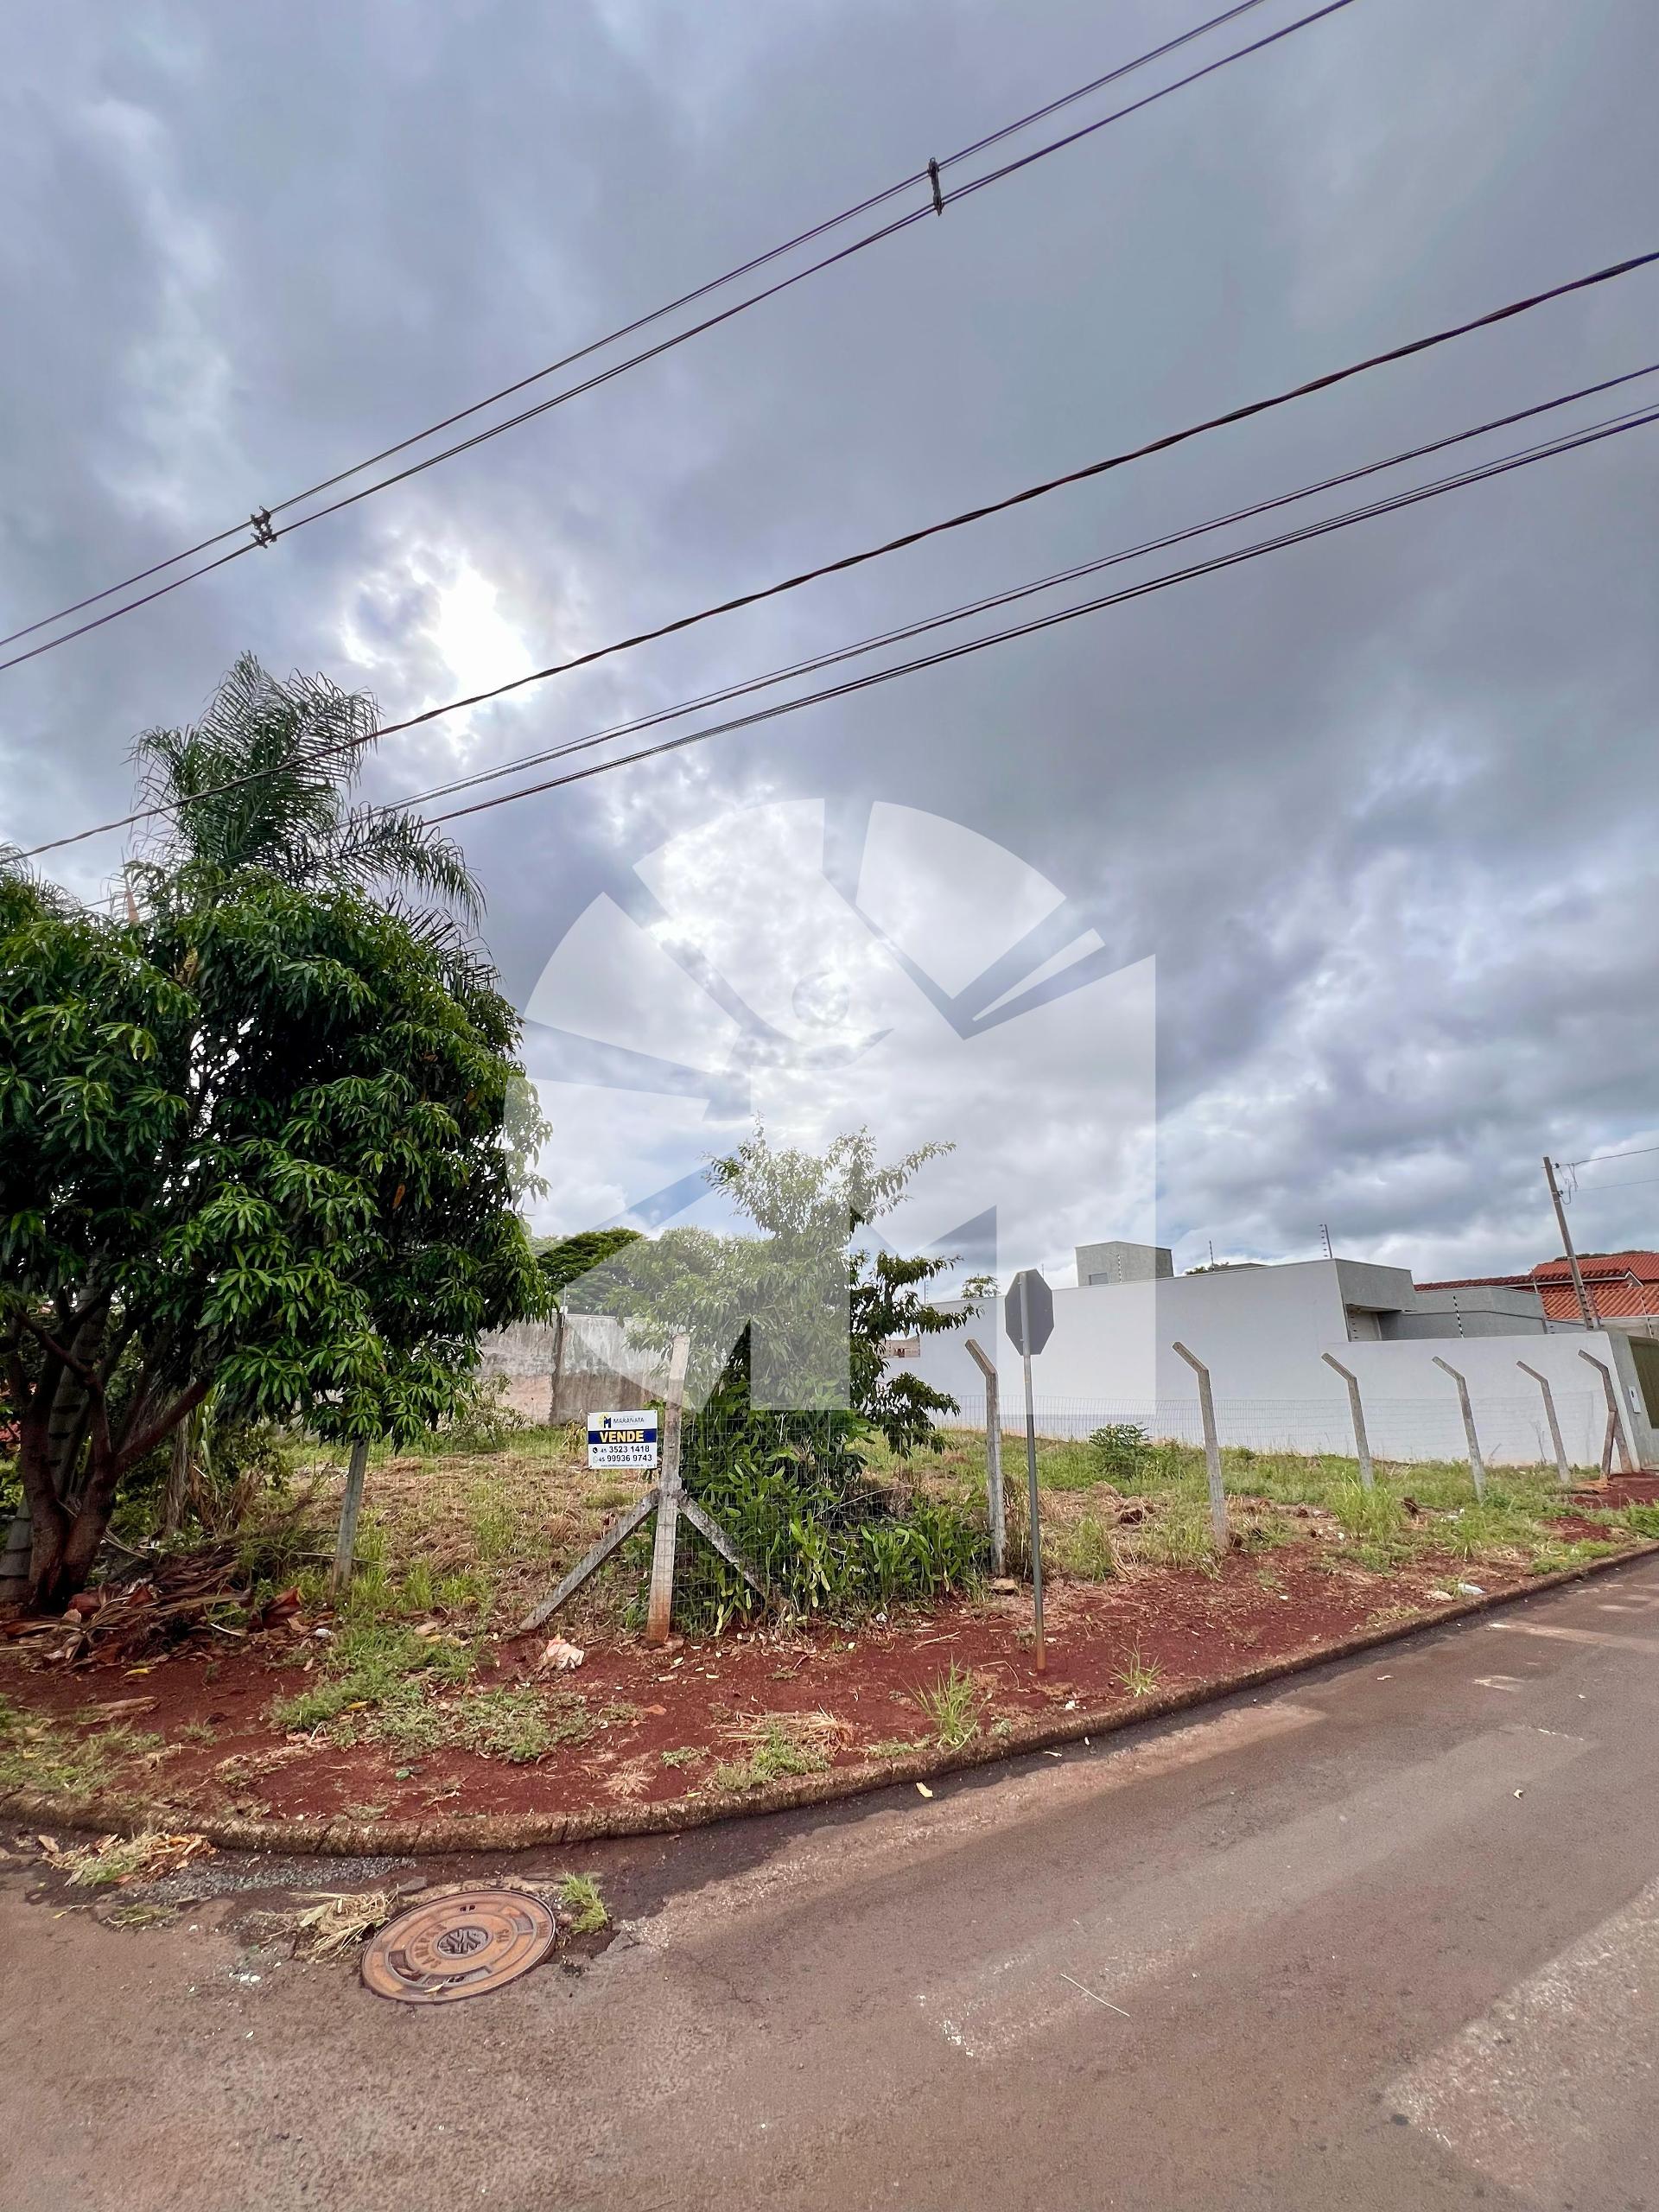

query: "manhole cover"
left=362, top=1889, right=558, bottom=2005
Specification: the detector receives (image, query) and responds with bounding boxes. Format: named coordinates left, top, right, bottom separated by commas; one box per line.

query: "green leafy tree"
left=573, top=1128, right=961, bottom=1452
left=0, top=660, right=548, bottom=1609
left=533, top=1227, right=642, bottom=1302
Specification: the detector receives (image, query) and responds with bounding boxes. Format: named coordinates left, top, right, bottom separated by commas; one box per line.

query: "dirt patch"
left=3, top=1528, right=1643, bottom=1837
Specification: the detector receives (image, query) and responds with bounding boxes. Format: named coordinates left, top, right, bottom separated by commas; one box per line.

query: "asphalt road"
left=5, top=1560, right=1659, bottom=2212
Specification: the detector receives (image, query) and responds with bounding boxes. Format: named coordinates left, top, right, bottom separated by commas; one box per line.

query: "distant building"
left=886, top=1249, right=1659, bottom=1467
left=1422, top=1251, right=1659, bottom=1333
left=1075, top=1239, right=1173, bottom=1287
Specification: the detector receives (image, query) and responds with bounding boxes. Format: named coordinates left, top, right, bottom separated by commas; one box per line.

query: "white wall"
left=894, top=1264, right=1656, bottom=1468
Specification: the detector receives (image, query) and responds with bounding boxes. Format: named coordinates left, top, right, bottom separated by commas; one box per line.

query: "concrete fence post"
left=1431, top=1357, right=1485, bottom=1501
left=1171, top=1342, right=1229, bottom=1550
left=645, top=1332, right=692, bottom=1646
left=963, top=1338, right=1006, bottom=1577
left=329, top=1438, right=372, bottom=1599
left=1577, top=1350, right=1637, bottom=1478
left=1320, top=1353, right=1374, bottom=1491
left=1516, top=1361, right=1572, bottom=1487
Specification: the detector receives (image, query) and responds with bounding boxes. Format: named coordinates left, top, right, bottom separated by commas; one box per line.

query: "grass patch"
left=913, top=1663, right=986, bottom=1751
left=867, top=1737, right=925, bottom=1760
left=709, top=1714, right=838, bottom=1792
left=658, top=1745, right=703, bottom=1770
left=1133, top=1497, right=1222, bottom=1574
left=325, top=1678, right=626, bottom=1764
left=1052, top=1514, right=1118, bottom=1580
left=557, top=1873, right=608, bottom=1935
left=1116, top=1647, right=1161, bottom=1698
left=0, top=1699, right=164, bottom=1797
left=270, top=1620, right=476, bottom=1732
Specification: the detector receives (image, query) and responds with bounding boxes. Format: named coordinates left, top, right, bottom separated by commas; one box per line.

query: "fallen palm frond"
left=293, top=1887, right=401, bottom=1959
left=40, top=1828, right=212, bottom=1888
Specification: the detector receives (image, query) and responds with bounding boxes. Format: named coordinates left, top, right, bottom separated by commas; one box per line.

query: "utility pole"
left=1543, top=1155, right=1596, bottom=1331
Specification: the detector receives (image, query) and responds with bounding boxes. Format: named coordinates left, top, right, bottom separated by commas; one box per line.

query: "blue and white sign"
left=587, top=1408, right=659, bottom=1470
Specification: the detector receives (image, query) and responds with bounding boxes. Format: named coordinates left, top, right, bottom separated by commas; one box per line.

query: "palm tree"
left=128, top=652, right=480, bottom=918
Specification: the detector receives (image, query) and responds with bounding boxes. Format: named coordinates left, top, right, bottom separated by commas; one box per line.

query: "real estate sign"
left=586, top=1409, right=660, bottom=1470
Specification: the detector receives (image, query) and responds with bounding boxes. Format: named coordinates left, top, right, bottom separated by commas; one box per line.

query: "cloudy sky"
left=3, top=0, right=1656, bottom=1284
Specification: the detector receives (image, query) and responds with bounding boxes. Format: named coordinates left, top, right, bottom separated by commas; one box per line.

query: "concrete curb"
left=6, top=1539, right=1656, bottom=1858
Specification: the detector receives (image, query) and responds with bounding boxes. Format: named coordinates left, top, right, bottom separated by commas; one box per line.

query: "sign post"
left=1005, top=1268, right=1053, bottom=1675
left=518, top=1333, right=766, bottom=1636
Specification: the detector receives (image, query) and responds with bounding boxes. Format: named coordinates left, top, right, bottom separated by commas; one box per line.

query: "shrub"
left=1087, top=1422, right=1154, bottom=1484
left=671, top=1373, right=986, bottom=1630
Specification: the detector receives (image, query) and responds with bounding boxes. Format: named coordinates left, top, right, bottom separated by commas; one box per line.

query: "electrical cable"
left=407, top=403, right=1659, bottom=827
left=384, top=362, right=1659, bottom=817
left=17, top=241, right=1656, bottom=863
left=0, top=0, right=1354, bottom=674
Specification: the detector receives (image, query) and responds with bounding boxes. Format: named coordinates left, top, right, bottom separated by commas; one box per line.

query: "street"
left=5, top=1560, right=1659, bottom=2211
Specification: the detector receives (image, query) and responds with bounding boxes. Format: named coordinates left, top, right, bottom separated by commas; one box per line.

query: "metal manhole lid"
left=363, top=1888, right=557, bottom=2005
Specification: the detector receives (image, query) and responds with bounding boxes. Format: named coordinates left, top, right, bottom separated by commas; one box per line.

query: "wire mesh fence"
left=294, top=1378, right=1613, bottom=1639
left=936, top=1390, right=1606, bottom=1467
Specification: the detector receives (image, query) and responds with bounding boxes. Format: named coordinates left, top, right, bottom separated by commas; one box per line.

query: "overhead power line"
left=16, top=244, right=1658, bottom=864
left=73, top=394, right=1659, bottom=912
left=0, top=0, right=1353, bottom=675
left=412, top=403, right=1659, bottom=825
left=1561, top=1142, right=1659, bottom=1167
left=384, top=363, right=1659, bottom=818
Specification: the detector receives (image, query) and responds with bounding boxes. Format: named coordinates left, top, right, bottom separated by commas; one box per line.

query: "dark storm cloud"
left=2, top=0, right=1656, bottom=1274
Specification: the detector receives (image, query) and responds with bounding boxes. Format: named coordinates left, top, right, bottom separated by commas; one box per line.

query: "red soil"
left=2, top=1529, right=1625, bottom=1829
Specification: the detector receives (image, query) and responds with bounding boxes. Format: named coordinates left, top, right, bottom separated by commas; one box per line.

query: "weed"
left=1116, top=1648, right=1161, bottom=1698
left=557, top=1873, right=608, bottom=1935
left=1087, top=1423, right=1154, bottom=1484
left=270, top=1621, right=474, bottom=1732
left=658, top=1745, right=703, bottom=1770
left=341, top=1802, right=387, bottom=1823
left=710, top=1715, right=836, bottom=1792
left=435, top=1568, right=492, bottom=1617
left=467, top=1483, right=533, bottom=1569
left=1052, top=1515, right=1117, bottom=1580
left=1132, top=1498, right=1221, bottom=1575
left=0, top=1706, right=164, bottom=1796
left=1329, top=1481, right=1408, bottom=1570
left=867, top=1737, right=925, bottom=1759
left=913, top=1663, right=986, bottom=1751
left=175, top=1719, right=219, bottom=1746
left=399, top=1560, right=436, bottom=1615
left=449, top=1686, right=556, bottom=1764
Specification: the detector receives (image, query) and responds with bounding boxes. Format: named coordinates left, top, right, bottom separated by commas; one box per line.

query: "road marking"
left=1387, top=1876, right=1659, bottom=2205
left=921, top=1725, right=1588, bottom=2060
left=1472, top=1675, right=1525, bottom=1692
left=1484, top=1620, right=1659, bottom=1653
